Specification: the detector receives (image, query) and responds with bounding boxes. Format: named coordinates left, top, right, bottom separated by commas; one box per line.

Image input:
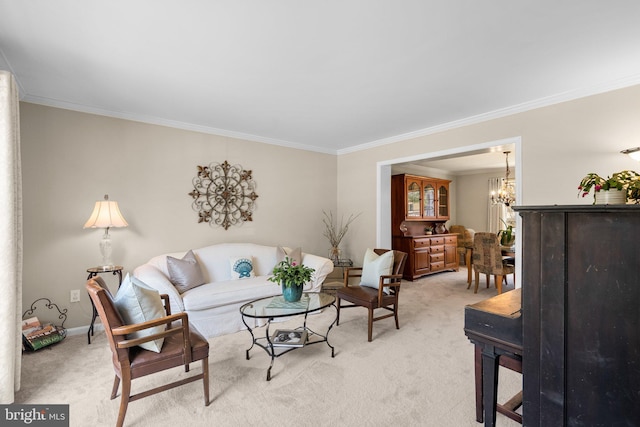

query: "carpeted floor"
left=17, top=269, right=522, bottom=426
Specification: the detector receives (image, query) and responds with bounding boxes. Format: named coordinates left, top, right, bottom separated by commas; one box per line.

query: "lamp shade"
left=83, top=195, right=128, bottom=229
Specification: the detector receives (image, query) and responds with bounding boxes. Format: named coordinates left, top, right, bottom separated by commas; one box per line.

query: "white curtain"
left=487, top=177, right=503, bottom=233
left=0, top=70, right=22, bottom=403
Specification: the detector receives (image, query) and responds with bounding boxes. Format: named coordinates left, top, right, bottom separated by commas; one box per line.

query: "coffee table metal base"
left=242, top=305, right=337, bottom=381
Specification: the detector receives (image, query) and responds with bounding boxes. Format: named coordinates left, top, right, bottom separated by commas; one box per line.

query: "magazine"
left=22, top=316, right=66, bottom=351
left=270, top=329, right=307, bottom=348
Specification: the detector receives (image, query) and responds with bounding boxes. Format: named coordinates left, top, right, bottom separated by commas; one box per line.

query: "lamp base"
left=99, top=229, right=113, bottom=268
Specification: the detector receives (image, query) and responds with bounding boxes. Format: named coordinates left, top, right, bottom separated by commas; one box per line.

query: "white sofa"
left=133, top=243, right=334, bottom=338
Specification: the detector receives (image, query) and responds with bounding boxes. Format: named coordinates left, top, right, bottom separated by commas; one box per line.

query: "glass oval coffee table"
left=240, top=292, right=337, bottom=381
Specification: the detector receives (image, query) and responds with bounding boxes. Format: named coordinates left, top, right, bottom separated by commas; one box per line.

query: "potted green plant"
left=578, top=170, right=640, bottom=204
left=268, top=257, right=315, bottom=302
left=497, top=219, right=515, bottom=247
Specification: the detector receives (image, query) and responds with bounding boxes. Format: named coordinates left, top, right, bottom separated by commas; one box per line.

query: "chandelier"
left=491, top=151, right=516, bottom=207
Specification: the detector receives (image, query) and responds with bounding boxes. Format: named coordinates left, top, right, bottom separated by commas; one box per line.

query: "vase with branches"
left=322, top=210, right=361, bottom=263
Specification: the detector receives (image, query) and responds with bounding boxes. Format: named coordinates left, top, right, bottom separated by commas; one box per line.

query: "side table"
left=322, top=259, right=354, bottom=295
left=86, top=265, right=123, bottom=344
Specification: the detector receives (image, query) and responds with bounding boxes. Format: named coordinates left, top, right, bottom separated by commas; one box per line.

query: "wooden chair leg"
left=116, top=372, right=131, bottom=427
left=202, top=357, right=210, bottom=406
left=111, top=375, right=120, bottom=400
left=394, top=305, right=399, bottom=330
left=466, top=249, right=473, bottom=285
left=368, top=308, right=374, bottom=342
left=496, top=275, right=503, bottom=294
left=474, top=270, right=480, bottom=293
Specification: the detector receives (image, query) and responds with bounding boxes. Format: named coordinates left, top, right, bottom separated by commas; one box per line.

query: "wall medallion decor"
left=188, top=161, right=258, bottom=230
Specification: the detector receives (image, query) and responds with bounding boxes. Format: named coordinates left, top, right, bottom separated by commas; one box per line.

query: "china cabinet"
left=391, top=173, right=456, bottom=280
left=392, top=174, right=450, bottom=227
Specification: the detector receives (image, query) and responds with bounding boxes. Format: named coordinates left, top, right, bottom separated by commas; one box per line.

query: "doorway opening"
left=375, top=136, right=522, bottom=286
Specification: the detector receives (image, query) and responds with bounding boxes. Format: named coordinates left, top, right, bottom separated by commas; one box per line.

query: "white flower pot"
left=594, top=189, right=626, bottom=205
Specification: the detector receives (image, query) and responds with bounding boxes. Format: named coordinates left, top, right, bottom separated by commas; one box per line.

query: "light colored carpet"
left=16, top=269, right=522, bottom=426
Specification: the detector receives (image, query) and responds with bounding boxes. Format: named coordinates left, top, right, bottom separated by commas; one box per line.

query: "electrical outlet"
left=70, top=289, right=81, bottom=303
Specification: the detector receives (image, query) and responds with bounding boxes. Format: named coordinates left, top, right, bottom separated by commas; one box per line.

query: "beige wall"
left=20, top=83, right=640, bottom=329
left=454, top=171, right=504, bottom=231
left=337, top=84, right=640, bottom=261
left=20, top=103, right=337, bottom=329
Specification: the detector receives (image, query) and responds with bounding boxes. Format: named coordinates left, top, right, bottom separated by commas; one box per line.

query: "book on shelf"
left=22, top=316, right=66, bottom=351
left=270, top=329, right=307, bottom=348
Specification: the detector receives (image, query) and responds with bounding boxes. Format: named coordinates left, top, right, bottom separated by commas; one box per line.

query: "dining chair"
left=470, top=232, right=515, bottom=294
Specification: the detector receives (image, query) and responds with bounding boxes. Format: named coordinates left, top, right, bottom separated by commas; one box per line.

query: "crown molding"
left=338, top=74, right=640, bottom=155
left=19, top=94, right=337, bottom=155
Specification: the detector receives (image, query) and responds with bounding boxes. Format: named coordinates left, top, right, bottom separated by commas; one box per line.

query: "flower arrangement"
left=578, top=170, right=640, bottom=203
left=268, top=257, right=315, bottom=288
left=322, top=210, right=361, bottom=261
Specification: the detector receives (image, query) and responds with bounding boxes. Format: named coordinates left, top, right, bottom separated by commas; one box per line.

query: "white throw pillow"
left=229, top=256, right=256, bottom=280
left=360, top=249, right=395, bottom=290
left=113, top=274, right=165, bottom=353
left=166, top=249, right=205, bottom=293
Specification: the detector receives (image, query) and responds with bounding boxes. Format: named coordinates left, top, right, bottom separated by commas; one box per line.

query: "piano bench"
left=474, top=345, right=522, bottom=425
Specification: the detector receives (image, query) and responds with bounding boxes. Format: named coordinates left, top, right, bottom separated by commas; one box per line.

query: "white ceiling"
left=2, top=0, right=640, bottom=162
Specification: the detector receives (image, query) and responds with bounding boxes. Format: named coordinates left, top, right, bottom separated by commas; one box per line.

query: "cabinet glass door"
left=438, top=185, right=448, bottom=217
left=423, top=182, right=435, bottom=218
left=407, top=181, right=421, bottom=217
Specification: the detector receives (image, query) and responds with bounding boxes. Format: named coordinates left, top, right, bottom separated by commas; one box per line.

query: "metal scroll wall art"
left=188, top=161, right=259, bottom=230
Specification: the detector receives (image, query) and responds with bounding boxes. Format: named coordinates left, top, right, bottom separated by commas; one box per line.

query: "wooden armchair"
left=335, top=249, right=408, bottom=342
left=86, top=277, right=210, bottom=427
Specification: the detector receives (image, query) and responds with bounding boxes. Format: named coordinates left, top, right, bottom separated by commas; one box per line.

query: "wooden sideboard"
left=392, top=234, right=458, bottom=280
left=514, top=205, right=640, bottom=426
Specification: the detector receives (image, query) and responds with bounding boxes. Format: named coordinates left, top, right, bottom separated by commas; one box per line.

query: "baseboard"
left=64, top=324, right=103, bottom=337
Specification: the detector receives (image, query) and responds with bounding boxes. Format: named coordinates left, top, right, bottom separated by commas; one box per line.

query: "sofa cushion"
left=182, top=277, right=280, bottom=311
left=167, top=249, right=205, bottom=293
left=113, top=274, right=165, bottom=353
left=275, top=246, right=302, bottom=268
left=193, top=243, right=280, bottom=281
left=229, top=256, right=256, bottom=280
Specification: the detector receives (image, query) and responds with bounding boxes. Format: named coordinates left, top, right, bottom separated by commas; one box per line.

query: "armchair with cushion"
left=471, top=232, right=515, bottom=295
left=335, top=249, right=408, bottom=342
left=86, top=276, right=210, bottom=427
left=449, top=225, right=475, bottom=265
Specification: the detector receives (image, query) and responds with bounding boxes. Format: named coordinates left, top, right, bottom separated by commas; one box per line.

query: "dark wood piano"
left=464, top=288, right=522, bottom=427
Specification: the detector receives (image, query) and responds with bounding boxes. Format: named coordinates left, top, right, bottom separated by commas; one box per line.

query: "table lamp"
left=83, top=194, right=128, bottom=267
